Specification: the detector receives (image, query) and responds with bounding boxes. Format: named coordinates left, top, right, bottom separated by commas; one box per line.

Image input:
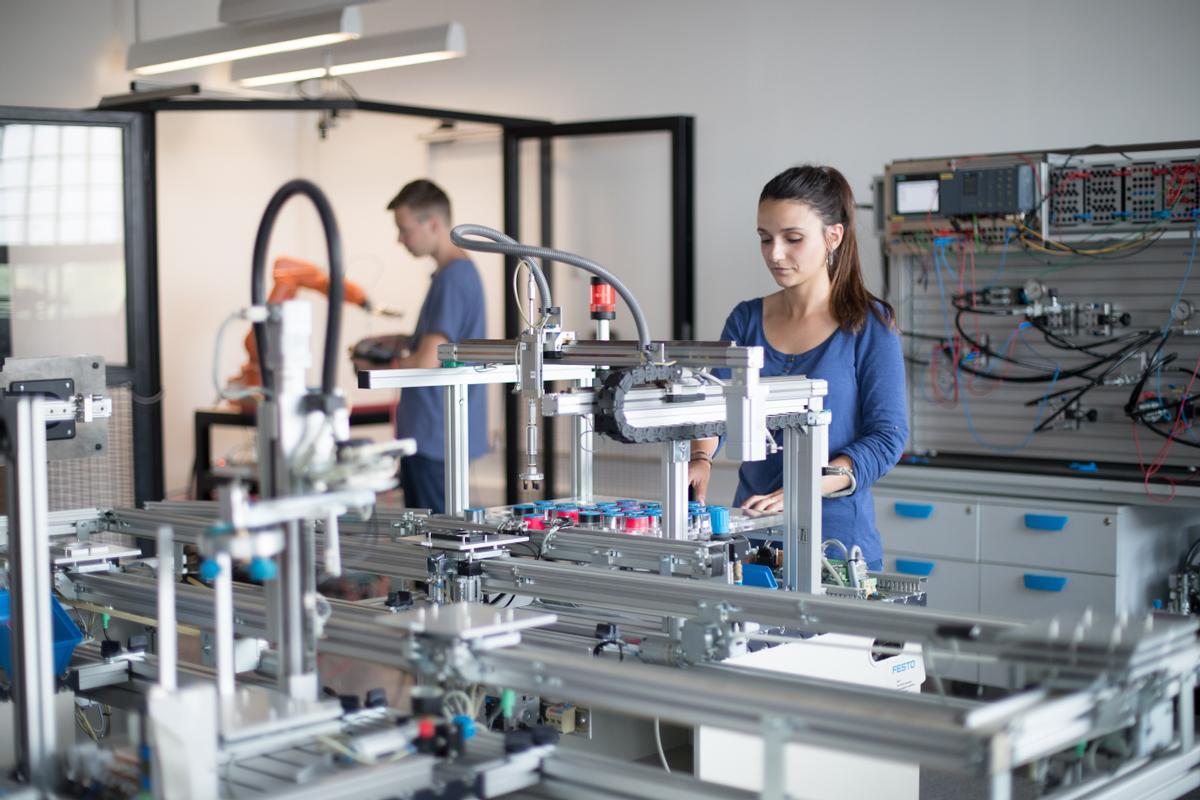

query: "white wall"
left=344, top=0, right=1200, bottom=336
left=3, top=0, right=1199, bottom=497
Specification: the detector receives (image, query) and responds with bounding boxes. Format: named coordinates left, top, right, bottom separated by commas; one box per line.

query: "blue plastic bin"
left=0, top=590, right=85, bottom=678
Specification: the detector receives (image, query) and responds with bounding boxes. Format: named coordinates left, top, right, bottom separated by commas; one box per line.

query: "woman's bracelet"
left=821, top=465, right=856, bottom=497
left=689, top=451, right=713, bottom=464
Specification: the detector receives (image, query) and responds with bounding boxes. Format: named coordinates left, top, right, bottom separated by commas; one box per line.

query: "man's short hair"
left=386, top=179, right=451, bottom=222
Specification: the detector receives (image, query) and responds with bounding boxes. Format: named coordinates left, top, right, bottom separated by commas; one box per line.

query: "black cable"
left=900, top=331, right=951, bottom=343
left=1122, top=340, right=1200, bottom=448
left=954, top=311, right=1158, bottom=383
left=591, top=640, right=625, bottom=661
left=953, top=311, right=1061, bottom=374
left=1125, top=344, right=1177, bottom=416
left=1027, top=318, right=1154, bottom=356
left=1025, top=332, right=1163, bottom=431
left=506, top=541, right=542, bottom=559
left=250, top=179, right=345, bottom=398
left=950, top=291, right=1014, bottom=316
left=1029, top=332, right=1162, bottom=406
left=1130, top=392, right=1200, bottom=420
left=1180, top=538, right=1200, bottom=573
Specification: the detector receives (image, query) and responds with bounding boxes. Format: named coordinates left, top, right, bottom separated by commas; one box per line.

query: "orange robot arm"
left=268, top=256, right=370, bottom=307
left=230, top=257, right=373, bottom=406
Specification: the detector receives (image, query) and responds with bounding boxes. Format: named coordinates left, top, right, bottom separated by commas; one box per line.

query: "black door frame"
left=0, top=105, right=161, bottom=504
left=95, top=95, right=553, bottom=506
left=501, top=116, right=695, bottom=502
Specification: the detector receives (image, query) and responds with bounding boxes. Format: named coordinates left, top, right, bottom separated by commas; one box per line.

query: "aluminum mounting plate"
left=377, top=602, right=556, bottom=640
left=0, top=355, right=108, bottom=460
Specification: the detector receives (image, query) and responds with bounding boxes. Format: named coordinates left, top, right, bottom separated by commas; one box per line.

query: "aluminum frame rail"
left=99, top=510, right=1200, bottom=685
left=3, top=397, right=58, bottom=790
left=478, top=643, right=1117, bottom=776
left=476, top=557, right=1200, bottom=685
left=521, top=749, right=759, bottom=800
left=0, top=507, right=107, bottom=544
left=113, top=505, right=731, bottom=580
left=533, top=527, right=729, bottom=578
left=542, top=375, right=828, bottom=430
left=438, top=339, right=764, bottom=370
left=68, top=573, right=413, bottom=667
left=357, top=363, right=597, bottom=391
left=67, top=572, right=1200, bottom=794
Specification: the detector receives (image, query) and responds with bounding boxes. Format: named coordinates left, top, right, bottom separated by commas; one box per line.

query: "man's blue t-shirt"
left=396, top=258, right=488, bottom=461
left=718, top=298, right=908, bottom=566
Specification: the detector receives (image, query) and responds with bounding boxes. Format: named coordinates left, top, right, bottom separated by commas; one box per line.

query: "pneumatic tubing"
left=451, top=224, right=652, bottom=351
left=251, top=179, right=345, bottom=398
left=451, top=224, right=554, bottom=312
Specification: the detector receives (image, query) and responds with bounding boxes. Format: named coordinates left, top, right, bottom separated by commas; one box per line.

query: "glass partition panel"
left=0, top=123, right=127, bottom=364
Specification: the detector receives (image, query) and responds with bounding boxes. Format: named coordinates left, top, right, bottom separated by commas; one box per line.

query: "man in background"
left=386, top=179, right=488, bottom=512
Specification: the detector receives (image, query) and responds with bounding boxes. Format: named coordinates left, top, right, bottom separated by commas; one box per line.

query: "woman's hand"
left=741, top=472, right=853, bottom=513
left=741, top=488, right=783, bottom=513
left=687, top=458, right=712, bottom=504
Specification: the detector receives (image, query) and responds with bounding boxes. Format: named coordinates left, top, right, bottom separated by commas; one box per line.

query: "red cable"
left=930, top=343, right=946, bottom=404
left=929, top=343, right=958, bottom=408
left=1137, top=351, right=1200, bottom=501
left=969, top=243, right=981, bottom=344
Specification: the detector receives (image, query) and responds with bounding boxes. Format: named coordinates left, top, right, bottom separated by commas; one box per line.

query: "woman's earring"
left=827, top=249, right=836, bottom=267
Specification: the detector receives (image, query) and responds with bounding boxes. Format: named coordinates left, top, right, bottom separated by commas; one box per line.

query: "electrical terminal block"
left=543, top=703, right=576, bottom=734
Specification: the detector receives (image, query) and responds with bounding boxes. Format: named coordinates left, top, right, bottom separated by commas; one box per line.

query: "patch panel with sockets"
left=1049, top=155, right=1200, bottom=232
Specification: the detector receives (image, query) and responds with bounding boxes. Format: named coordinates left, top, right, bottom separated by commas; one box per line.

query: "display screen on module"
left=896, top=178, right=939, bottom=215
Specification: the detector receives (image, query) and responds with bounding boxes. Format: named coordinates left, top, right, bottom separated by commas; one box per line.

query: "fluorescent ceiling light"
left=231, top=22, right=465, bottom=87
left=126, top=8, right=362, bottom=76
left=220, top=0, right=381, bottom=24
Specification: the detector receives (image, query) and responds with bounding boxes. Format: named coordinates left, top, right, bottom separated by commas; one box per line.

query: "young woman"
left=689, top=165, right=907, bottom=570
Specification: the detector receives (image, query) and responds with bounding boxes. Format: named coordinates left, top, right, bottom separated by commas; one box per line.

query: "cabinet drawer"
left=978, top=564, right=1116, bottom=620
left=886, top=554, right=979, bottom=685
left=885, top=555, right=979, bottom=615
left=978, top=563, right=1117, bottom=686
left=875, top=491, right=979, bottom=561
left=979, top=503, right=1117, bottom=574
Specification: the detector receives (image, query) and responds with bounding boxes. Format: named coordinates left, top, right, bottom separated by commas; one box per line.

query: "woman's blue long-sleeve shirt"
left=718, top=298, right=908, bottom=566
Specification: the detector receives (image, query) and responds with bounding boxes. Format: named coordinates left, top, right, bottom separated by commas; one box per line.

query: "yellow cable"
left=61, top=599, right=202, bottom=637
left=1018, top=212, right=1174, bottom=256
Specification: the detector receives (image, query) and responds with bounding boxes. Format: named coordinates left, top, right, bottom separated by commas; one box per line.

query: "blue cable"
left=962, top=323, right=1023, bottom=379
left=924, top=241, right=968, bottom=405
left=930, top=241, right=957, bottom=347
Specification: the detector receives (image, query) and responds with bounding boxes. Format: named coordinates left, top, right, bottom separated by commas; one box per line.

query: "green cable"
left=500, top=688, right=516, bottom=719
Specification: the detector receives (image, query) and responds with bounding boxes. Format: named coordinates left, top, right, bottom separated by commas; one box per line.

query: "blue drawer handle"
left=1023, top=573, right=1068, bottom=592
left=895, top=558, right=935, bottom=576
left=1024, top=513, right=1068, bottom=532
left=894, top=502, right=933, bottom=519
